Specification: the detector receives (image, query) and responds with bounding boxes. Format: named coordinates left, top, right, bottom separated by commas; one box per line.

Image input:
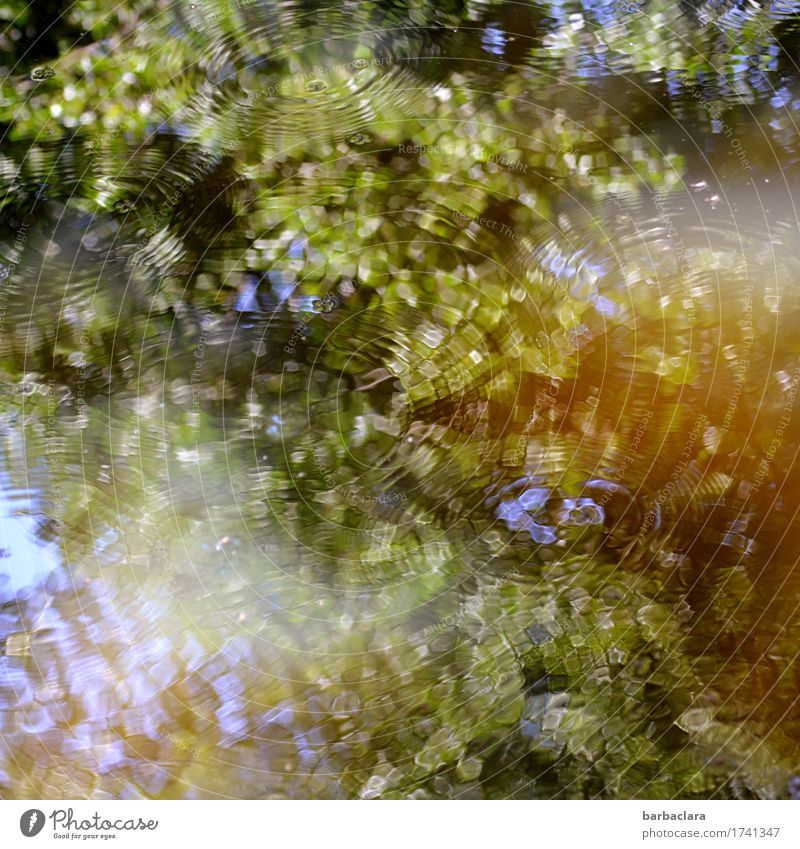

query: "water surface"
left=2, top=0, right=800, bottom=799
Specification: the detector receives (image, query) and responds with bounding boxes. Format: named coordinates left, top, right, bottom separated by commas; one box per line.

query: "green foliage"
left=1, top=0, right=800, bottom=799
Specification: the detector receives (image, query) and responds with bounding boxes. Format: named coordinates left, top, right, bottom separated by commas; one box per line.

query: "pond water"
left=2, top=0, right=800, bottom=799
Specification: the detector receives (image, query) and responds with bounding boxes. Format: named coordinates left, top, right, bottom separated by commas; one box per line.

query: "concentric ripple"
left=2, top=0, right=800, bottom=802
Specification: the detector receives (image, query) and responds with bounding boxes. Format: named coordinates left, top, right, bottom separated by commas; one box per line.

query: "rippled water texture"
left=2, top=0, right=800, bottom=799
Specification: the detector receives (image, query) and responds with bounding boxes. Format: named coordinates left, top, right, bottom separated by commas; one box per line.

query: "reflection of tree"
left=1, top=0, right=800, bottom=799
